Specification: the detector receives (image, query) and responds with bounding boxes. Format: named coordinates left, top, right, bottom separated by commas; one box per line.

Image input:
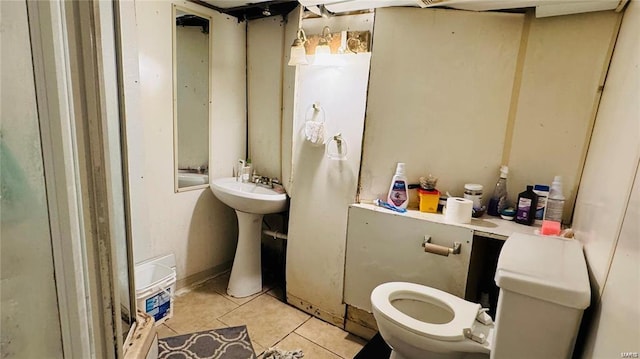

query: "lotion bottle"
left=387, top=163, right=409, bottom=209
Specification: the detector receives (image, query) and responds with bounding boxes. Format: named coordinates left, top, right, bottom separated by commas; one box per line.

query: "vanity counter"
left=352, top=203, right=541, bottom=241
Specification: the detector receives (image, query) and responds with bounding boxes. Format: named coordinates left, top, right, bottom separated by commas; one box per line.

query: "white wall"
left=582, top=162, right=640, bottom=358
left=247, top=16, right=285, bottom=179
left=133, top=0, right=246, bottom=284
left=576, top=1, right=640, bottom=355
left=573, top=0, right=640, bottom=295
left=0, top=1, right=63, bottom=356
left=118, top=0, right=152, bottom=273
left=360, top=8, right=523, bottom=208
left=280, top=11, right=375, bottom=325
left=507, top=10, right=621, bottom=222
left=245, top=10, right=374, bottom=323
left=360, top=8, right=620, bottom=222
left=246, top=9, right=374, bottom=186
left=286, top=53, right=372, bottom=324
left=281, top=7, right=302, bottom=193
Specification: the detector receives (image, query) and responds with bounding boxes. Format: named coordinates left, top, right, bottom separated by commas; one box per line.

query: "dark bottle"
left=515, top=185, right=538, bottom=225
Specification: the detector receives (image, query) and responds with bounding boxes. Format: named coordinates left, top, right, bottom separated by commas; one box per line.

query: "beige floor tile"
left=155, top=324, right=178, bottom=339
left=204, top=272, right=273, bottom=306
left=270, top=333, right=341, bottom=359
left=162, top=289, right=238, bottom=335
left=218, top=294, right=311, bottom=348
left=251, top=340, right=266, bottom=358
left=295, top=317, right=366, bottom=359
left=266, top=286, right=285, bottom=301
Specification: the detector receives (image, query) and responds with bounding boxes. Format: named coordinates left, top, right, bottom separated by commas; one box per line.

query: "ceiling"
left=196, top=0, right=299, bottom=20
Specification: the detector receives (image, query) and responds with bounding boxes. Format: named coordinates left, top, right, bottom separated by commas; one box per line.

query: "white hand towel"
left=304, top=120, right=325, bottom=146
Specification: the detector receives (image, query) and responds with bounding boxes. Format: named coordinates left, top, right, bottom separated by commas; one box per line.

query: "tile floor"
left=158, top=272, right=366, bottom=358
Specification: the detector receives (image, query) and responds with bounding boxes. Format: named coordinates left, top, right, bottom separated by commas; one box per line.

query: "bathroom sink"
left=210, top=177, right=288, bottom=298
left=210, top=177, right=287, bottom=214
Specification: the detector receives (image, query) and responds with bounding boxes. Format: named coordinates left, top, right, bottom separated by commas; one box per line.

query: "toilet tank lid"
left=495, top=233, right=590, bottom=309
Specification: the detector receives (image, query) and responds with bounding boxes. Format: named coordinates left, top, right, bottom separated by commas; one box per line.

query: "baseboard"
left=345, top=304, right=378, bottom=340
left=286, top=292, right=345, bottom=328
left=345, top=320, right=377, bottom=341
left=175, top=261, right=232, bottom=293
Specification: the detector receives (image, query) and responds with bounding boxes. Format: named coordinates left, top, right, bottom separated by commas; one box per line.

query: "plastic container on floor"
left=135, top=262, right=176, bottom=326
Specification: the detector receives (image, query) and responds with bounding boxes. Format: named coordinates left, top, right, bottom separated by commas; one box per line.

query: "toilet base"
left=378, top=323, right=490, bottom=359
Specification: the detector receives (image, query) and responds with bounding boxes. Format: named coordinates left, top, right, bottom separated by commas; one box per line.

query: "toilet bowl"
left=371, top=282, right=492, bottom=359
left=370, top=233, right=592, bottom=359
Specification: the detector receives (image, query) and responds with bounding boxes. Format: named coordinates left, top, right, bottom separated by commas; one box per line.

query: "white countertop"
left=352, top=203, right=541, bottom=240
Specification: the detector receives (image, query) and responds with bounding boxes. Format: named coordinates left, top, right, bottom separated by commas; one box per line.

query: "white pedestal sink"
left=210, top=177, right=288, bottom=298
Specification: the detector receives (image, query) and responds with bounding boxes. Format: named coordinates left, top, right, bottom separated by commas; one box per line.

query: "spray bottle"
left=488, top=165, right=509, bottom=216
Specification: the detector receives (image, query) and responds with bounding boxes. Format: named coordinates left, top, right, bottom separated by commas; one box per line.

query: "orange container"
left=418, top=189, right=440, bottom=213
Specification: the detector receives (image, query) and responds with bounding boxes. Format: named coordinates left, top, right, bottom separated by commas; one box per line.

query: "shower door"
left=2, top=0, right=135, bottom=357
left=1, top=1, right=64, bottom=357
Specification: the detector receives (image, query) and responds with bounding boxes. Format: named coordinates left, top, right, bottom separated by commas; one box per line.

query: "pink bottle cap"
left=541, top=220, right=561, bottom=236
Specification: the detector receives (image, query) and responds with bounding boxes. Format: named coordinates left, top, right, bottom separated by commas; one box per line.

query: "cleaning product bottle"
left=541, top=176, right=565, bottom=235
left=387, top=163, right=409, bottom=209
left=515, top=185, right=538, bottom=225
left=488, top=165, right=509, bottom=216
left=533, top=184, right=550, bottom=224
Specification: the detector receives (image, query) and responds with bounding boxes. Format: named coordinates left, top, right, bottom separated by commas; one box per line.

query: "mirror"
left=173, top=6, right=211, bottom=192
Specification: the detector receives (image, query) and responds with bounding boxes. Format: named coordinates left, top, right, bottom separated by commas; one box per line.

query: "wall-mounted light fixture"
left=288, top=29, right=308, bottom=66
left=315, top=26, right=332, bottom=55
left=313, top=26, right=333, bottom=66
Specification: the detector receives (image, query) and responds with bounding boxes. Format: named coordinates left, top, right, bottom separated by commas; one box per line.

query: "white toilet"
left=371, top=233, right=591, bottom=359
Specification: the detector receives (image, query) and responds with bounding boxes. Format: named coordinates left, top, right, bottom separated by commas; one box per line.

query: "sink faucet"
left=253, top=175, right=281, bottom=188
left=254, top=175, right=271, bottom=187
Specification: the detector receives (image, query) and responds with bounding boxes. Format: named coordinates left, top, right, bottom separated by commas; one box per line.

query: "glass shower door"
left=0, top=1, right=63, bottom=357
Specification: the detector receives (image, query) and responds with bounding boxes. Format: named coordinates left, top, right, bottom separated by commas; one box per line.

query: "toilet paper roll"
left=445, top=197, right=473, bottom=224
left=423, top=243, right=452, bottom=256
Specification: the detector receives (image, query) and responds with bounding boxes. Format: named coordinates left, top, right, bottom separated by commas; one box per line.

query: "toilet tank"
left=491, top=233, right=590, bottom=359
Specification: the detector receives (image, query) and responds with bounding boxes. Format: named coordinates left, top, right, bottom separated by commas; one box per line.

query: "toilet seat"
left=371, top=282, right=481, bottom=342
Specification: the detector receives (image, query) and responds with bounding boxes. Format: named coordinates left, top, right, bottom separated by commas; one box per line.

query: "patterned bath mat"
left=158, top=325, right=256, bottom=359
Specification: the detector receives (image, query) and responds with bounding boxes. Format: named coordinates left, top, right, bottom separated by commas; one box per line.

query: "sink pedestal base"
left=227, top=211, right=263, bottom=298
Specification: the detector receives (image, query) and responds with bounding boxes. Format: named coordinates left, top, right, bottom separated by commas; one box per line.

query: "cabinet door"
left=344, top=206, right=473, bottom=312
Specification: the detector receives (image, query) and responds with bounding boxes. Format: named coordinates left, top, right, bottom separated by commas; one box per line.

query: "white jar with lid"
left=464, top=184, right=483, bottom=210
